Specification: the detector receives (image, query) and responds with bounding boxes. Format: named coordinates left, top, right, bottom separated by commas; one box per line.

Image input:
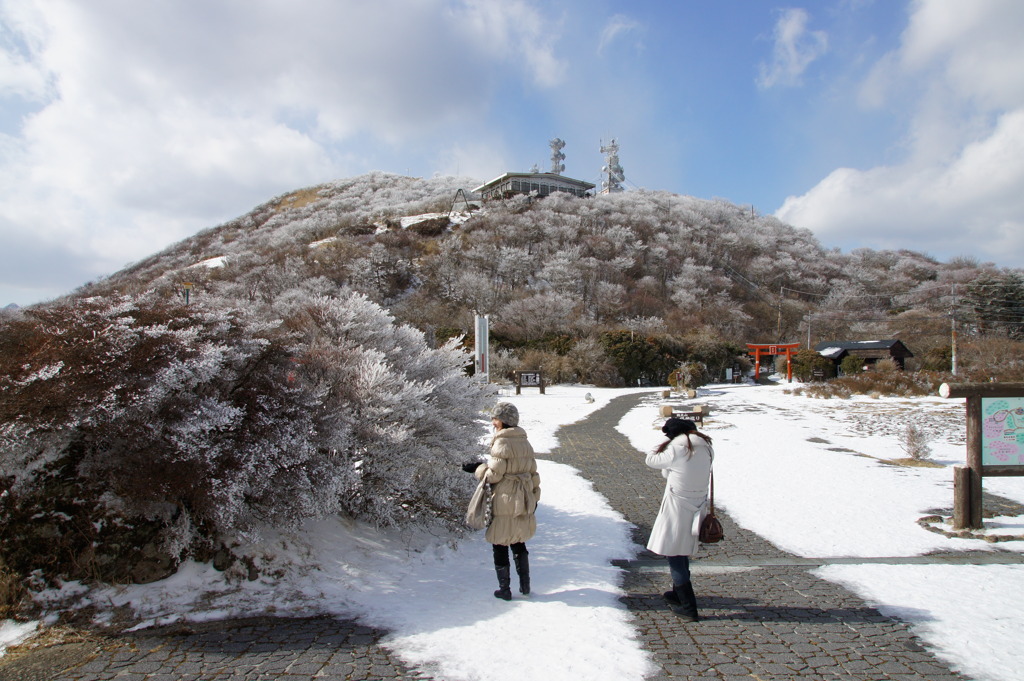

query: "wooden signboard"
left=515, top=371, right=545, bottom=395
left=939, top=382, right=1024, bottom=529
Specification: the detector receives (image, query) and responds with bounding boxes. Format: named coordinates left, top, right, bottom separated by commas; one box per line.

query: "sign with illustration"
left=981, top=397, right=1024, bottom=467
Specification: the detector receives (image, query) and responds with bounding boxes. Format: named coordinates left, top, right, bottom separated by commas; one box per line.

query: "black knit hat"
left=662, top=417, right=697, bottom=439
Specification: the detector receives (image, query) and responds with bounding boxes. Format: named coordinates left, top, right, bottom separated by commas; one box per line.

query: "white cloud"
left=757, top=8, right=828, bottom=89
left=778, top=0, right=1024, bottom=266
left=0, top=0, right=569, bottom=306
left=597, top=15, right=641, bottom=55
left=0, top=0, right=50, bottom=100
left=777, top=109, right=1024, bottom=263
left=460, top=0, right=567, bottom=89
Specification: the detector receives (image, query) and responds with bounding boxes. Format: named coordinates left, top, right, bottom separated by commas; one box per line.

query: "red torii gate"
left=747, top=343, right=801, bottom=383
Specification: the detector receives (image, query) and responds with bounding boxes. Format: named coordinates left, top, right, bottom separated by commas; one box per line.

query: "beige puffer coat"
left=475, top=426, right=541, bottom=545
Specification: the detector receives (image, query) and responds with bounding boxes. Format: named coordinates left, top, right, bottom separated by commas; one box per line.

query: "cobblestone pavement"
left=546, top=391, right=978, bottom=681
left=4, top=390, right=1014, bottom=680
left=0, top=617, right=422, bottom=681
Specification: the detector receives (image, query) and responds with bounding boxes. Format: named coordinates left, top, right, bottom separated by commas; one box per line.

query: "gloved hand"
left=462, top=460, right=481, bottom=473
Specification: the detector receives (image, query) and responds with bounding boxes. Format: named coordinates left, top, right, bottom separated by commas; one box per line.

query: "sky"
left=2, top=0, right=1024, bottom=307
left=3, top=383, right=1023, bottom=681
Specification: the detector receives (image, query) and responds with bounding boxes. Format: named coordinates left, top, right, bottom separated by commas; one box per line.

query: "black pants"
left=492, top=542, right=528, bottom=567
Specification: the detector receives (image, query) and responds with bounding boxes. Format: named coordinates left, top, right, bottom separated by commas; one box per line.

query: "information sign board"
left=981, top=397, right=1024, bottom=466
left=519, top=372, right=541, bottom=387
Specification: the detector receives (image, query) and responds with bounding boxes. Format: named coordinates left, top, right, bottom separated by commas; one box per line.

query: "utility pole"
left=951, top=284, right=958, bottom=376
left=777, top=285, right=783, bottom=341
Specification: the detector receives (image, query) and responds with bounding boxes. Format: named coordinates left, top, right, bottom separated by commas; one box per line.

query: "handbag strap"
left=708, top=470, right=715, bottom=513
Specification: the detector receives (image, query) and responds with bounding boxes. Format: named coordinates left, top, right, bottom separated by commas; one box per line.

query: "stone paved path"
left=0, top=618, right=421, bottom=681
left=4, top=390, right=1015, bottom=680
left=546, top=391, right=977, bottom=681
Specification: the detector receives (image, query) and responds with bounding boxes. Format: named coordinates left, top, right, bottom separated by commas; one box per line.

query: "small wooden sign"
left=515, top=371, right=545, bottom=395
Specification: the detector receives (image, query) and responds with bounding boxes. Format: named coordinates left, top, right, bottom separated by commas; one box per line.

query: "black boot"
left=663, top=589, right=680, bottom=605
left=513, top=552, right=530, bottom=595
left=671, top=582, right=699, bottom=622
left=494, top=566, right=512, bottom=601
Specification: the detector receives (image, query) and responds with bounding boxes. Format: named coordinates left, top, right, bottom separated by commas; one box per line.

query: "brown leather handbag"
left=699, top=471, right=724, bottom=543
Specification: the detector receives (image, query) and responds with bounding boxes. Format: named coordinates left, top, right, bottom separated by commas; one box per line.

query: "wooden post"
left=965, top=395, right=983, bottom=529
left=952, top=465, right=972, bottom=530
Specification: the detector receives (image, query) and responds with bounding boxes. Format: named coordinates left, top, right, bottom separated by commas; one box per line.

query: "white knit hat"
left=490, top=402, right=519, bottom=427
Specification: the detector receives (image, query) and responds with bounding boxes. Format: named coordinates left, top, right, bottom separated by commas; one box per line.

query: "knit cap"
left=491, top=402, right=520, bottom=427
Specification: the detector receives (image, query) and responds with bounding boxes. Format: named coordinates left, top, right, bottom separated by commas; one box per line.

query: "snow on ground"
left=4, top=382, right=1024, bottom=681
left=821, top=564, right=1024, bottom=681
left=619, top=381, right=1024, bottom=681
left=0, top=621, right=37, bottom=654
left=189, top=255, right=228, bottom=269
left=397, top=213, right=445, bottom=228
left=36, top=458, right=651, bottom=681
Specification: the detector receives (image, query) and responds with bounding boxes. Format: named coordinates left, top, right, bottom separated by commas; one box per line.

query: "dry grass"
left=0, top=562, right=26, bottom=619
left=803, top=371, right=947, bottom=398
left=879, top=457, right=944, bottom=469
left=273, top=187, right=322, bottom=213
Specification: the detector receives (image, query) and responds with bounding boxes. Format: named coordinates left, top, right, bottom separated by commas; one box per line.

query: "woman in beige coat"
left=463, top=402, right=541, bottom=600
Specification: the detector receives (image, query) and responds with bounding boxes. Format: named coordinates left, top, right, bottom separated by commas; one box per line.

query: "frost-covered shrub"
left=518, top=348, right=575, bottom=384
left=283, top=293, right=494, bottom=527
left=900, top=423, right=933, bottom=461
left=488, top=348, right=522, bottom=383
left=673, top=361, right=707, bottom=389
left=567, top=337, right=622, bottom=387
left=803, top=371, right=943, bottom=398
left=0, top=291, right=493, bottom=583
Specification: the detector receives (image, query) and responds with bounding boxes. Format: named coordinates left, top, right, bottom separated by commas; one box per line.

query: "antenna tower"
left=549, top=138, right=566, bottom=174
left=600, top=139, right=625, bottom=193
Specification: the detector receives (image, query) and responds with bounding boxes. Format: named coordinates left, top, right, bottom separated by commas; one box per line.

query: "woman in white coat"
left=646, top=417, right=713, bottom=621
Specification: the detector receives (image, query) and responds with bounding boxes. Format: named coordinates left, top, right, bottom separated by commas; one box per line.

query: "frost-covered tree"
left=0, top=290, right=493, bottom=583
left=63, top=171, right=1024, bottom=384
left=497, top=292, right=579, bottom=340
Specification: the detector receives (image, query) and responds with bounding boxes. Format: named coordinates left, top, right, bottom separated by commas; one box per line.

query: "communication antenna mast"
left=549, top=138, right=566, bottom=174
left=600, top=138, right=625, bottom=193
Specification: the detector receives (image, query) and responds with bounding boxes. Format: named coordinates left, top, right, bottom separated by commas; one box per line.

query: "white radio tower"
left=549, top=138, right=566, bottom=174
left=600, top=138, right=625, bottom=193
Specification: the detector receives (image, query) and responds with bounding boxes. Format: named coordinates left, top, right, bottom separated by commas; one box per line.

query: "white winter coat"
left=645, top=433, right=714, bottom=556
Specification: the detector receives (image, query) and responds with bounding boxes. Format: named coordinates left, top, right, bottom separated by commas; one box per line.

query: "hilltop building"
left=473, top=138, right=598, bottom=202
left=473, top=172, right=595, bottom=201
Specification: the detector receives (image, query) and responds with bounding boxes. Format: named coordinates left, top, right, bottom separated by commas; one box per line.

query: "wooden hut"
left=814, top=340, right=914, bottom=371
